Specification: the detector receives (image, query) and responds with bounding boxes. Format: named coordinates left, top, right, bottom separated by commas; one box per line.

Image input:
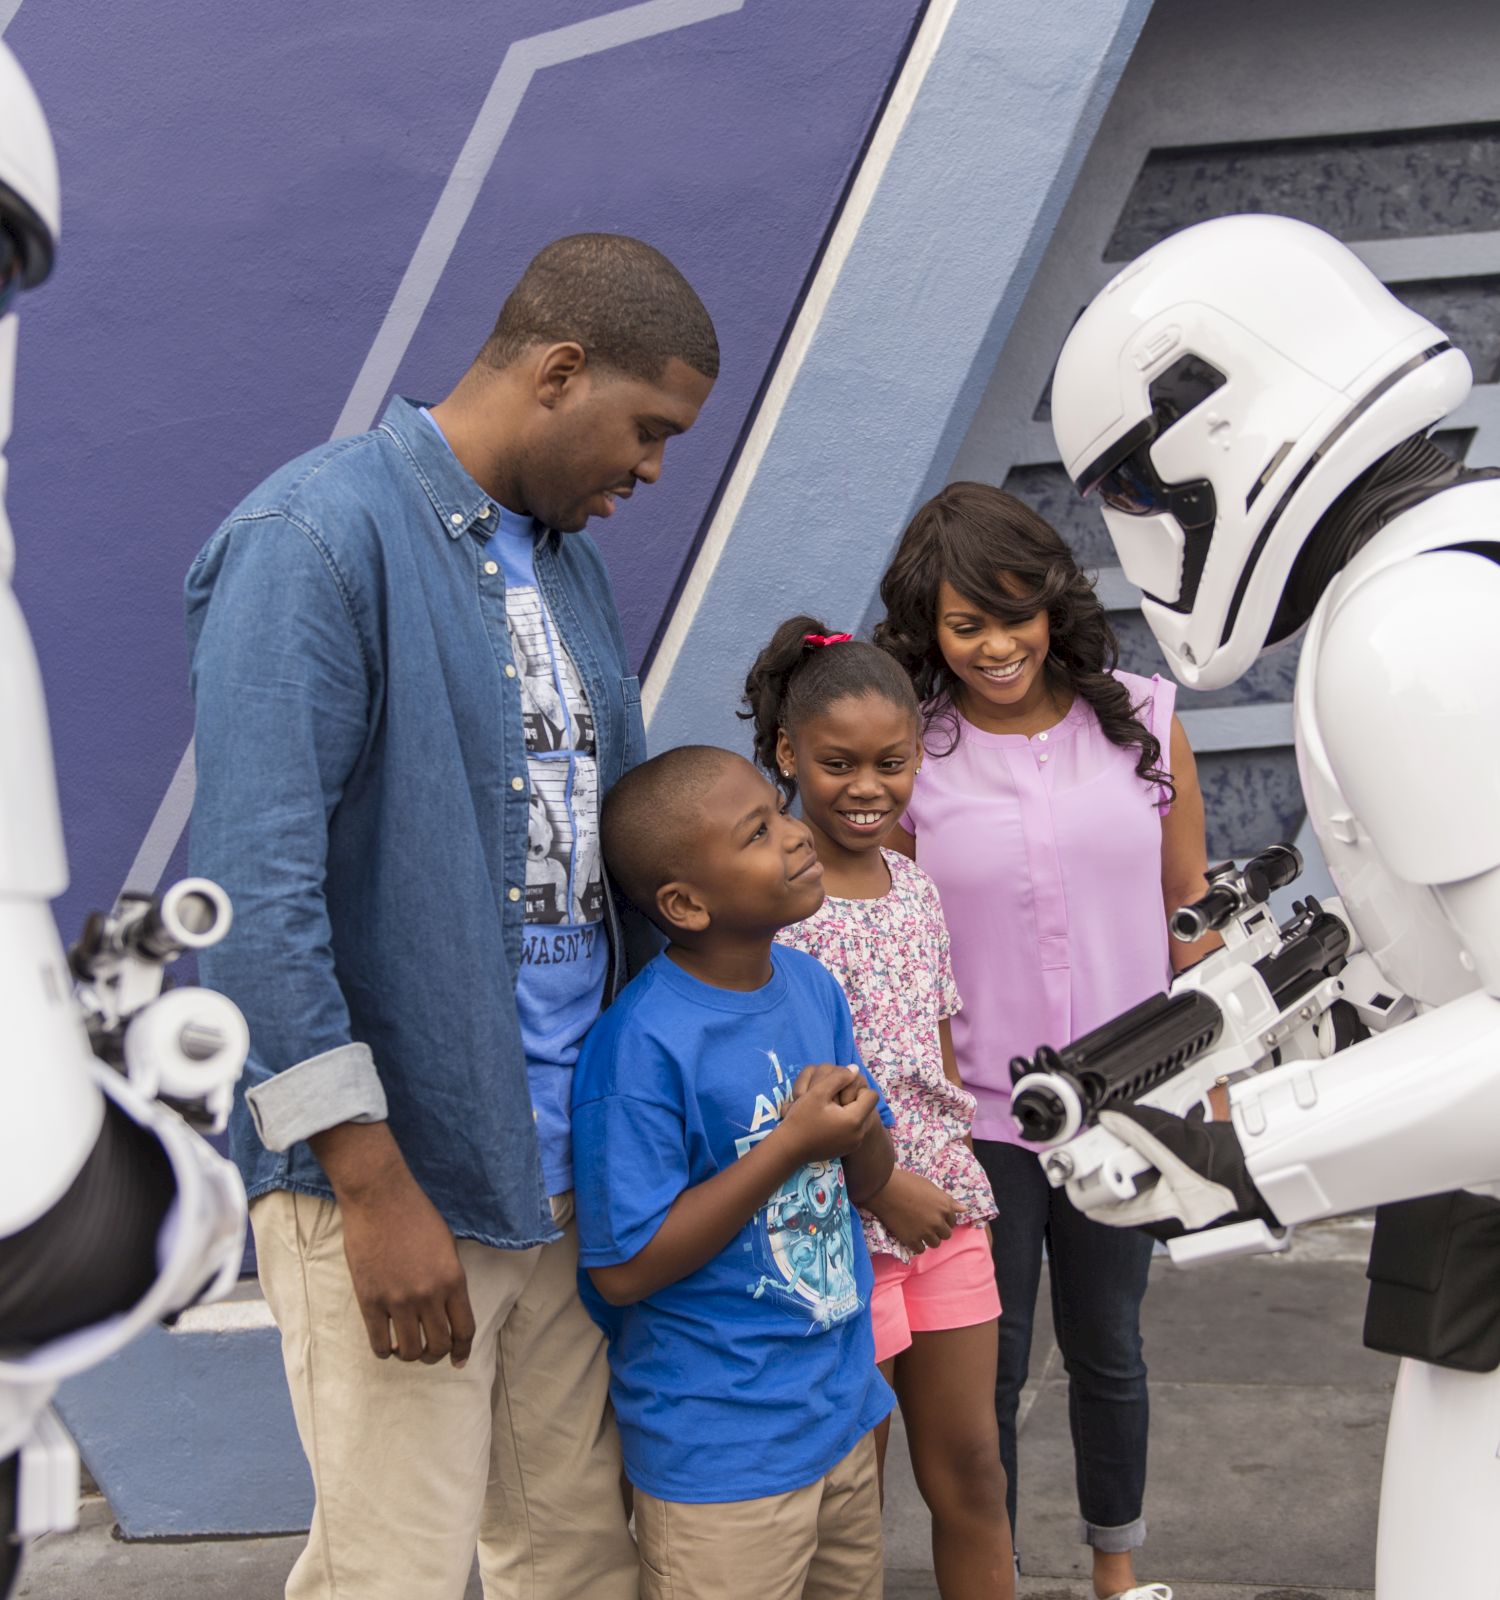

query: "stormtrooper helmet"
left=1050, top=214, right=1471, bottom=690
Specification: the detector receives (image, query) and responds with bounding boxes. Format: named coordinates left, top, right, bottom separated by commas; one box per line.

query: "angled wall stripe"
left=643, top=0, right=1155, bottom=758
left=118, top=739, right=195, bottom=902
left=331, top=0, right=745, bottom=441
left=642, top=0, right=959, bottom=725
left=118, top=0, right=744, bottom=902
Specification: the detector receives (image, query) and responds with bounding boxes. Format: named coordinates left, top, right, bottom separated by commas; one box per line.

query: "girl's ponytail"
left=741, top=616, right=921, bottom=804
left=741, top=614, right=833, bottom=803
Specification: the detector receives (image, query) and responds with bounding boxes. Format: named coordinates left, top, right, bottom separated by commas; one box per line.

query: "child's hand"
left=778, top=1064, right=880, bottom=1164
left=790, top=1061, right=866, bottom=1107
left=864, top=1168, right=959, bottom=1254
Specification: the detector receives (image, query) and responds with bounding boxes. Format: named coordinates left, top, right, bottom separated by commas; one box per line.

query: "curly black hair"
left=740, top=615, right=920, bottom=806
left=873, top=482, right=1171, bottom=797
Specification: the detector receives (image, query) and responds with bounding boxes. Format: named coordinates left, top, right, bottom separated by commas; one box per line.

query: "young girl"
left=876, top=482, right=1219, bottom=1600
left=742, top=617, right=1015, bottom=1600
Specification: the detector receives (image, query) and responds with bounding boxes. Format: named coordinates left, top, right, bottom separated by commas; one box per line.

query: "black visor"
left=1093, top=442, right=1217, bottom=531
left=1073, top=353, right=1227, bottom=611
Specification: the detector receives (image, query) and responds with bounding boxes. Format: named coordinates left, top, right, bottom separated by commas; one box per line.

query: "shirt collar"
left=378, top=395, right=512, bottom=542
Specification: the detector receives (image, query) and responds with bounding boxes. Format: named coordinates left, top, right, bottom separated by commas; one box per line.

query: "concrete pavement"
left=15, top=1220, right=1388, bottom=1599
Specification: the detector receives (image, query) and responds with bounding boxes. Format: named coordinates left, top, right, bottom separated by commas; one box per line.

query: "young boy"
left=573, top=745, right=898, bottom=1599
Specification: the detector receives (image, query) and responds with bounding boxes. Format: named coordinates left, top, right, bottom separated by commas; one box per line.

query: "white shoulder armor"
left=1315, top=542, right=1500, bottom=890
left=1294, top=478, right=1500, bottom=1007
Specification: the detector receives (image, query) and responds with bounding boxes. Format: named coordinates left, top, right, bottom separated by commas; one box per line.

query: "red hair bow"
left=803, top=632, right=853, bottom=648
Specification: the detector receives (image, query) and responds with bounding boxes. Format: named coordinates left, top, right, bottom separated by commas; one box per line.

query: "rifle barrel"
left=1009, top=906, right=1350, bottom=1144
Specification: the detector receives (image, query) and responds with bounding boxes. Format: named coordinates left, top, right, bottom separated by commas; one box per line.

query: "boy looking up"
left=573, top=745, right=897, bottom=1599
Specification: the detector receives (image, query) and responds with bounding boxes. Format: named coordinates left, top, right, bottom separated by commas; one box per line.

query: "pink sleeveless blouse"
left=903, top=670, right=1175, bottom=1146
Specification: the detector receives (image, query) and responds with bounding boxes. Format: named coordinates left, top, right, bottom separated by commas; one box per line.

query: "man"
left=186, top=234, right=717, bottom=1600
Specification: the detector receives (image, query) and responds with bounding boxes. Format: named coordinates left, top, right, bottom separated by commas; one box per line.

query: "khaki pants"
left=253, top=1190, right=637, bottom=1600
left=632, top=1432, right=882, bottom=1600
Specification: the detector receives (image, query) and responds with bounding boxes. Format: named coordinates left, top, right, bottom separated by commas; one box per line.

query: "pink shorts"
left=869, top=1224, right=1001, bottom=1365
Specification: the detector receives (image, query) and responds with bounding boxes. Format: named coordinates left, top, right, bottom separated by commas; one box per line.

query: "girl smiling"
left=742, top=618, right=1013, bottom=1600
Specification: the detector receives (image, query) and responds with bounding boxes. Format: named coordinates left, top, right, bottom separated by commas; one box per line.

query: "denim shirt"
left=185, top=397, right=647, bottom=1249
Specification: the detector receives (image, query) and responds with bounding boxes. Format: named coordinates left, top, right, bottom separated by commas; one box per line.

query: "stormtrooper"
left=0, top=42, right=249, bottom=1596
left=1043, top=211, right=1500, bottom=1597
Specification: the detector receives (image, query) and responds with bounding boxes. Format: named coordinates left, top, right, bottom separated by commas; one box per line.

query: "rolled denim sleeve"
left=186, top=511, right=379, bottom=1150
left=246, top=1042, right=387, bottom=1152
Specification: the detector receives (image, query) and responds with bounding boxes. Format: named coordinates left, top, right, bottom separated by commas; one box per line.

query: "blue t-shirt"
left=573, top=946, right=896, bottom=1503
left=422, top=409, right=606, bottom=1193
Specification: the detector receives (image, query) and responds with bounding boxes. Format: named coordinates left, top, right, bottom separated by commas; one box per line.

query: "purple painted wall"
left=4, top=0, right=923, bottom=943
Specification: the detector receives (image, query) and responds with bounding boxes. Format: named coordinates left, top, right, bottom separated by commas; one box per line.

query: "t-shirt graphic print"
left=752, top=1159, right=860, bottom=1331
left=507, top=585, right=603, bottom=927
left=737, top=1050, right=862, bottom=1331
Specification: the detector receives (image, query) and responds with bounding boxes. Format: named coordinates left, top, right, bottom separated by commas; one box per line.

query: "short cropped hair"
left=481, top=233, right=719, bottom=382
left=602, top=745, right=740, bottom=925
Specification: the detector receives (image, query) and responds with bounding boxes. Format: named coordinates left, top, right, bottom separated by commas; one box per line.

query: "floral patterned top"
left=776, top=849, right=997, bottom=1262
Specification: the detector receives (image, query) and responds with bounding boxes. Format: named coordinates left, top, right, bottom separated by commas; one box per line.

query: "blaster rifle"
left=1008, top=844, right=1411, bottom=1209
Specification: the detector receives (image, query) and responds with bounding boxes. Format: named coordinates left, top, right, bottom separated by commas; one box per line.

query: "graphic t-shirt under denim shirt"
left=573, top=946, right=896, bottom=1502
left=423, top=408, right=605, bottom=1194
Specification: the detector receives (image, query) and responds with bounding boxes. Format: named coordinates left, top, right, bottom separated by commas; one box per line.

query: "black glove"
left=1084, top=1104, right=1280, bottom=1242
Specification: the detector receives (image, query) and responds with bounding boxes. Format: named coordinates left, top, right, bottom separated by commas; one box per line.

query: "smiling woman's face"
left=934, top=577, right=1053, bottom=725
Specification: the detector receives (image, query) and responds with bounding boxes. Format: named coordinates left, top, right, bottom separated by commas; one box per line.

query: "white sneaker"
left=1102, top=1587, right=1173, bottom=1600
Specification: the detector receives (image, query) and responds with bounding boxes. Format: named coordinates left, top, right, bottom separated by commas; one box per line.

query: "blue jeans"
left=976, top=1138, right=1154, bottom=1556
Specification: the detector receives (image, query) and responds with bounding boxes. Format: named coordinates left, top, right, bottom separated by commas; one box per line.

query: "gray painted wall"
left=938, top=0, right=1500, bottom=889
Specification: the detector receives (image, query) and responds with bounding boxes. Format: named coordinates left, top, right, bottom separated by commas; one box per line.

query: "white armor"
left=1048, top=214, right=1500, bottom=1599
left=0, top=42, right=248, bottom=1590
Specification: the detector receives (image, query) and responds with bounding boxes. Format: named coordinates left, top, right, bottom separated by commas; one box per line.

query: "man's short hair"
left=482, top=233, right=719, bottom=383
left=602, top=745, right=740, bottom=925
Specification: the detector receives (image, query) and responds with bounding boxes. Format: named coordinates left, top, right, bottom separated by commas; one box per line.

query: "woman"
left=877, top=481, right=1218, bottom=1600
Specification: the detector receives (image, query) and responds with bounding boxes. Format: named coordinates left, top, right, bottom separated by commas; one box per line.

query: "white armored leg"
left=1375, top=1357, right=1500, bottom=1600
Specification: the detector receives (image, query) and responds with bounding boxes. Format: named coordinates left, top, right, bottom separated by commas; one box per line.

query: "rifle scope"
left=1169, top=843, right=1303, bottom=943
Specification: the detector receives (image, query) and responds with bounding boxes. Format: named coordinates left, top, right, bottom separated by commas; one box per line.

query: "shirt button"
left=479, top=505, right=492, bottom=519
left=511, top=776, right=524, bottom=791
left=484, top=560, right=499, bottom=575
left=504, top=664, right=517, bottom=678
left=1038, top=731, right=1049, bottom=742
left=1039, top=752, right=1050, bottom=763
left=450, top=512, right=464, bottom=527
left=508, top=886, right=522, bottom=902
